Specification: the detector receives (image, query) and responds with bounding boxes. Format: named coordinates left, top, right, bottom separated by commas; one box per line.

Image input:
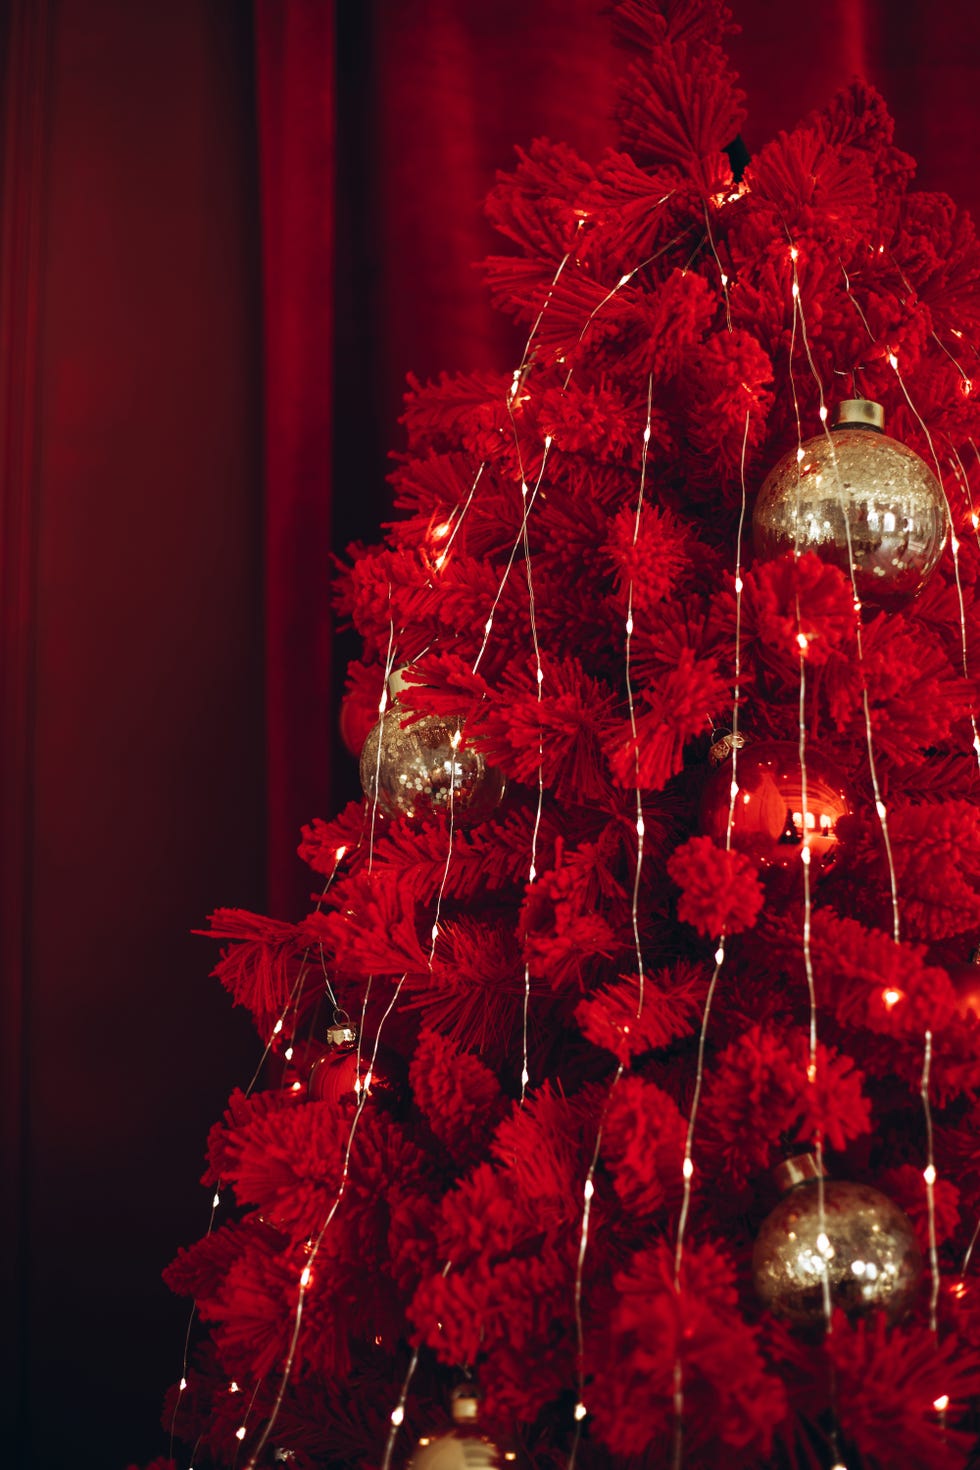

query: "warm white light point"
left=291, top=1080, right=303, bottom=1092
left=584, top=1178, right=595, bottom=1201
left=544, top=433, right=553, bottom=449
left=434, top=552, right=447, bottom=570
left=335, top=845, right=347, bottom=861
left=972, top=511, right=979, bottom=529
left=875, top=799, right=887, bottom=819
left=574, top=1402, right=587, bottom=1422
left=730, top=781, right=739, bottom=800
left=505, top=1455, right=518, bottom=1462
left=636, top=815, right=645, bottom=837
left=521, top=481, right=530, bottom=499
left=734, top=575, right=743, bottom=593
left=284, top=1045, right=294, bottom=1061
left=934, top=1394, right=950, bottom=1412
left=618, top=273, right=632, bottom=288
left=179, top=1377, right=188, bottom=1391
left=536, top=666, right=544, bottom=684
left=378, top=690, right=388, bottom=715
left=484, top=618, right=493, bottom=636
left=300, top=1265, right=312, bottom=1288
left=625, top=614, right=634, bottom=636
left=720, top=272, right=729, bottom=287
left=807, top=1062, right=817, bottom=1083
left=819, top=405, right=828, bottom=421
left=791, top=282, right=800, bottom=299
left=683, top=1157, right=694, bottom=1180
left=230, top=1381, right=241, bottom=1393
left=521, top=1067, right=530, bottom=1087
left=881, top=988, right=903, bottom=1010
left=212, top=1192, right=221, bottom=1208
left=450, top=726, right=462, bottom=748
left=801, top=846, right=811, bottom=865
left=888, top=352, right=899, bottom=369
left=924, top=1164, right=937, bottom=1186
left=797, top=632, right=808, bottom=650
left=273, top=1017, right=283, bottom=1035
left=236, top=1427, right=247, bottom=1442
left=391, top=1406, right=405, bottom=1426
left=363, top=1069, right=373, bottom=1090
left=529, top=863, right=537, bottom=882
left=796, top=447, right=805, bottom=463
left=790, top=246, right=799, bottom=261
left=714, top=946, right=725, bottom=965
left=431, top=923, right=440, bottom=942
left=643, top=425, right=651, bottom=443
left=816, top=1232, right=832, bottom=1256
left=418, top=1438, right=431, bottom=1447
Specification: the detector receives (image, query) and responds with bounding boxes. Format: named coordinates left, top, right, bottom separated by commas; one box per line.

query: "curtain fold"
left=254, top=0, right=336, bottom=914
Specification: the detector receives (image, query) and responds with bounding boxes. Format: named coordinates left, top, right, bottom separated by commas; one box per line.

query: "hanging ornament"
left=307, top=1019, right=404, bottom=1109
left=360, top=668, right=505, bottom=824
left=752, top=399, right=949, bottom=609
left=752, top=1154, right=922, bottom=1325
left=407, top=1384, right=508, bottom=1470
left=699, top=735, right=851, bottom=875
left=944, top=947, right=980, bottom=1023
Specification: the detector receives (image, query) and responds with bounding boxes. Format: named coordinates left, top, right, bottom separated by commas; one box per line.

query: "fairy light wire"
left=567, top=1063, right=625, bottom=1470
left=669, top=409, right=753, bottom=1470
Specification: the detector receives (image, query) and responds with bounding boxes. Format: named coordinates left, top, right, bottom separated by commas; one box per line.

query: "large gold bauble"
left=752, top=400, right=948, bottom=609
left=752, top=1158, right=922, bottom=1324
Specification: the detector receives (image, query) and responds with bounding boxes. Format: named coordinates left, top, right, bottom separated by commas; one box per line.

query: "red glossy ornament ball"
left=700, top=739, right=851, bottom=874
left=308, top=1024, right=404, bottom=1108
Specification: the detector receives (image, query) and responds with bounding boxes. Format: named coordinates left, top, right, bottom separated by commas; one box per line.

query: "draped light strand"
left=670, top=407, right=752, bottom=1470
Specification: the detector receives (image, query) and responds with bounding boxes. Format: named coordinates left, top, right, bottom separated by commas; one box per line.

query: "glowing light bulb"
left=300, top=1265, right=312, bottom=1288
left=636, top=815, right=645, bottom=838
left=683, top=1157, right=694, bottom=1180
left=390, top=1406, right=405, bottom=1427
left=273, top=1017, right=283, bottom=1035
left=796, top=447, right=805, bottom=463
left=179, top=1377, right=188, bottom=1392
left=881, top=988, right=903, bottom=1010
left=790, top=246, right=799, bottom=261
left=888, top=352, right=899, bottom=369
left=714, top=946, right=725, bottom=964
left=934, top=1394, right=950, bottom=1412
left=734, top=575, right=743, bottom=592
left=212, top=1192, right=221, bottom=1209
left=924, top=1164, right=937, bottom=1186
left=797, top=632, right=808, bottom=650
left=236, top=1427, right=247, bottom=1442
left=584, top=1178, right=595, bottom=1202
left=284, top=1046, right=294, bottom=1061
left=335, top=845, right=347, bottom=861
left=618, top=273, right=632, bottom=288
left=875, top=799, right=887, bottom=819
left=791, top=281, right=800, bottom=299
left=230, top=1381, right=241, bottom=1394
left=819, top=405, right=828, bottom=422
left=574, top=1402, right=587, bottom=1422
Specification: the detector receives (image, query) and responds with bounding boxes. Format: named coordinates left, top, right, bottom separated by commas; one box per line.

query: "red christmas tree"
left=157, top=2, right=980, bottom=1466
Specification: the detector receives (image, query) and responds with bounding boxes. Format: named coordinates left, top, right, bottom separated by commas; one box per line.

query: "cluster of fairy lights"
left=170, top=158, right=980, bottom=1470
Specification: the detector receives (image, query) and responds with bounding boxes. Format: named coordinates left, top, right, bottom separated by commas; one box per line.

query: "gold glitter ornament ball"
left=407, top=1386, right=507, bottom=1470
left=359, top=671, right=504, bottom=825
left=752, top=1156, right=922, bottom=1325
left=752, top=399, right=949, bottom=609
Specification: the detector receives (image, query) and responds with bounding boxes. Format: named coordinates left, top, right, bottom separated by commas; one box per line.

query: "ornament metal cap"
left=707, top=729, right=747, bottom=767
left=831, top=398, right=885, bottom=432
left=772, top=1152, right=827, bottom=1194
left=388, top=666, right=412, bottom=700
left=450, top=1384, right=481, bottom=1423
left=326, top=1022, right=357, bottom=1048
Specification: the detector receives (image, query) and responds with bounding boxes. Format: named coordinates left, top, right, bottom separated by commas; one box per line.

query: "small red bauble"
left=307, top=1023, right=404, bottom=1108
left=700, top=738, right=852, bottom=875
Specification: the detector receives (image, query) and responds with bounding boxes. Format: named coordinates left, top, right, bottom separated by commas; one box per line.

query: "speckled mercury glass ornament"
left=360, top=669, right=504, bottom=824
left=752, top=1155, right=922, bottom=1324
left=407, top=1385, right=507, bottom=1470
left=752, top=399, right=949, bottom=609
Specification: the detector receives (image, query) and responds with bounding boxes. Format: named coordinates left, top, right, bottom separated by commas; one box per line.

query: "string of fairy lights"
left=169, top=114, right=980, bottom=1470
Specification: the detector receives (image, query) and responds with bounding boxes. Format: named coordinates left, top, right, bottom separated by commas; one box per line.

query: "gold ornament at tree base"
left=752, top=399, right=949, bottom=610
left=752, top=1154, right=922, bottom=1325
left=360, top=668, right=505, bottom=824
left=408, top=1385, right=510, bottom=1470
